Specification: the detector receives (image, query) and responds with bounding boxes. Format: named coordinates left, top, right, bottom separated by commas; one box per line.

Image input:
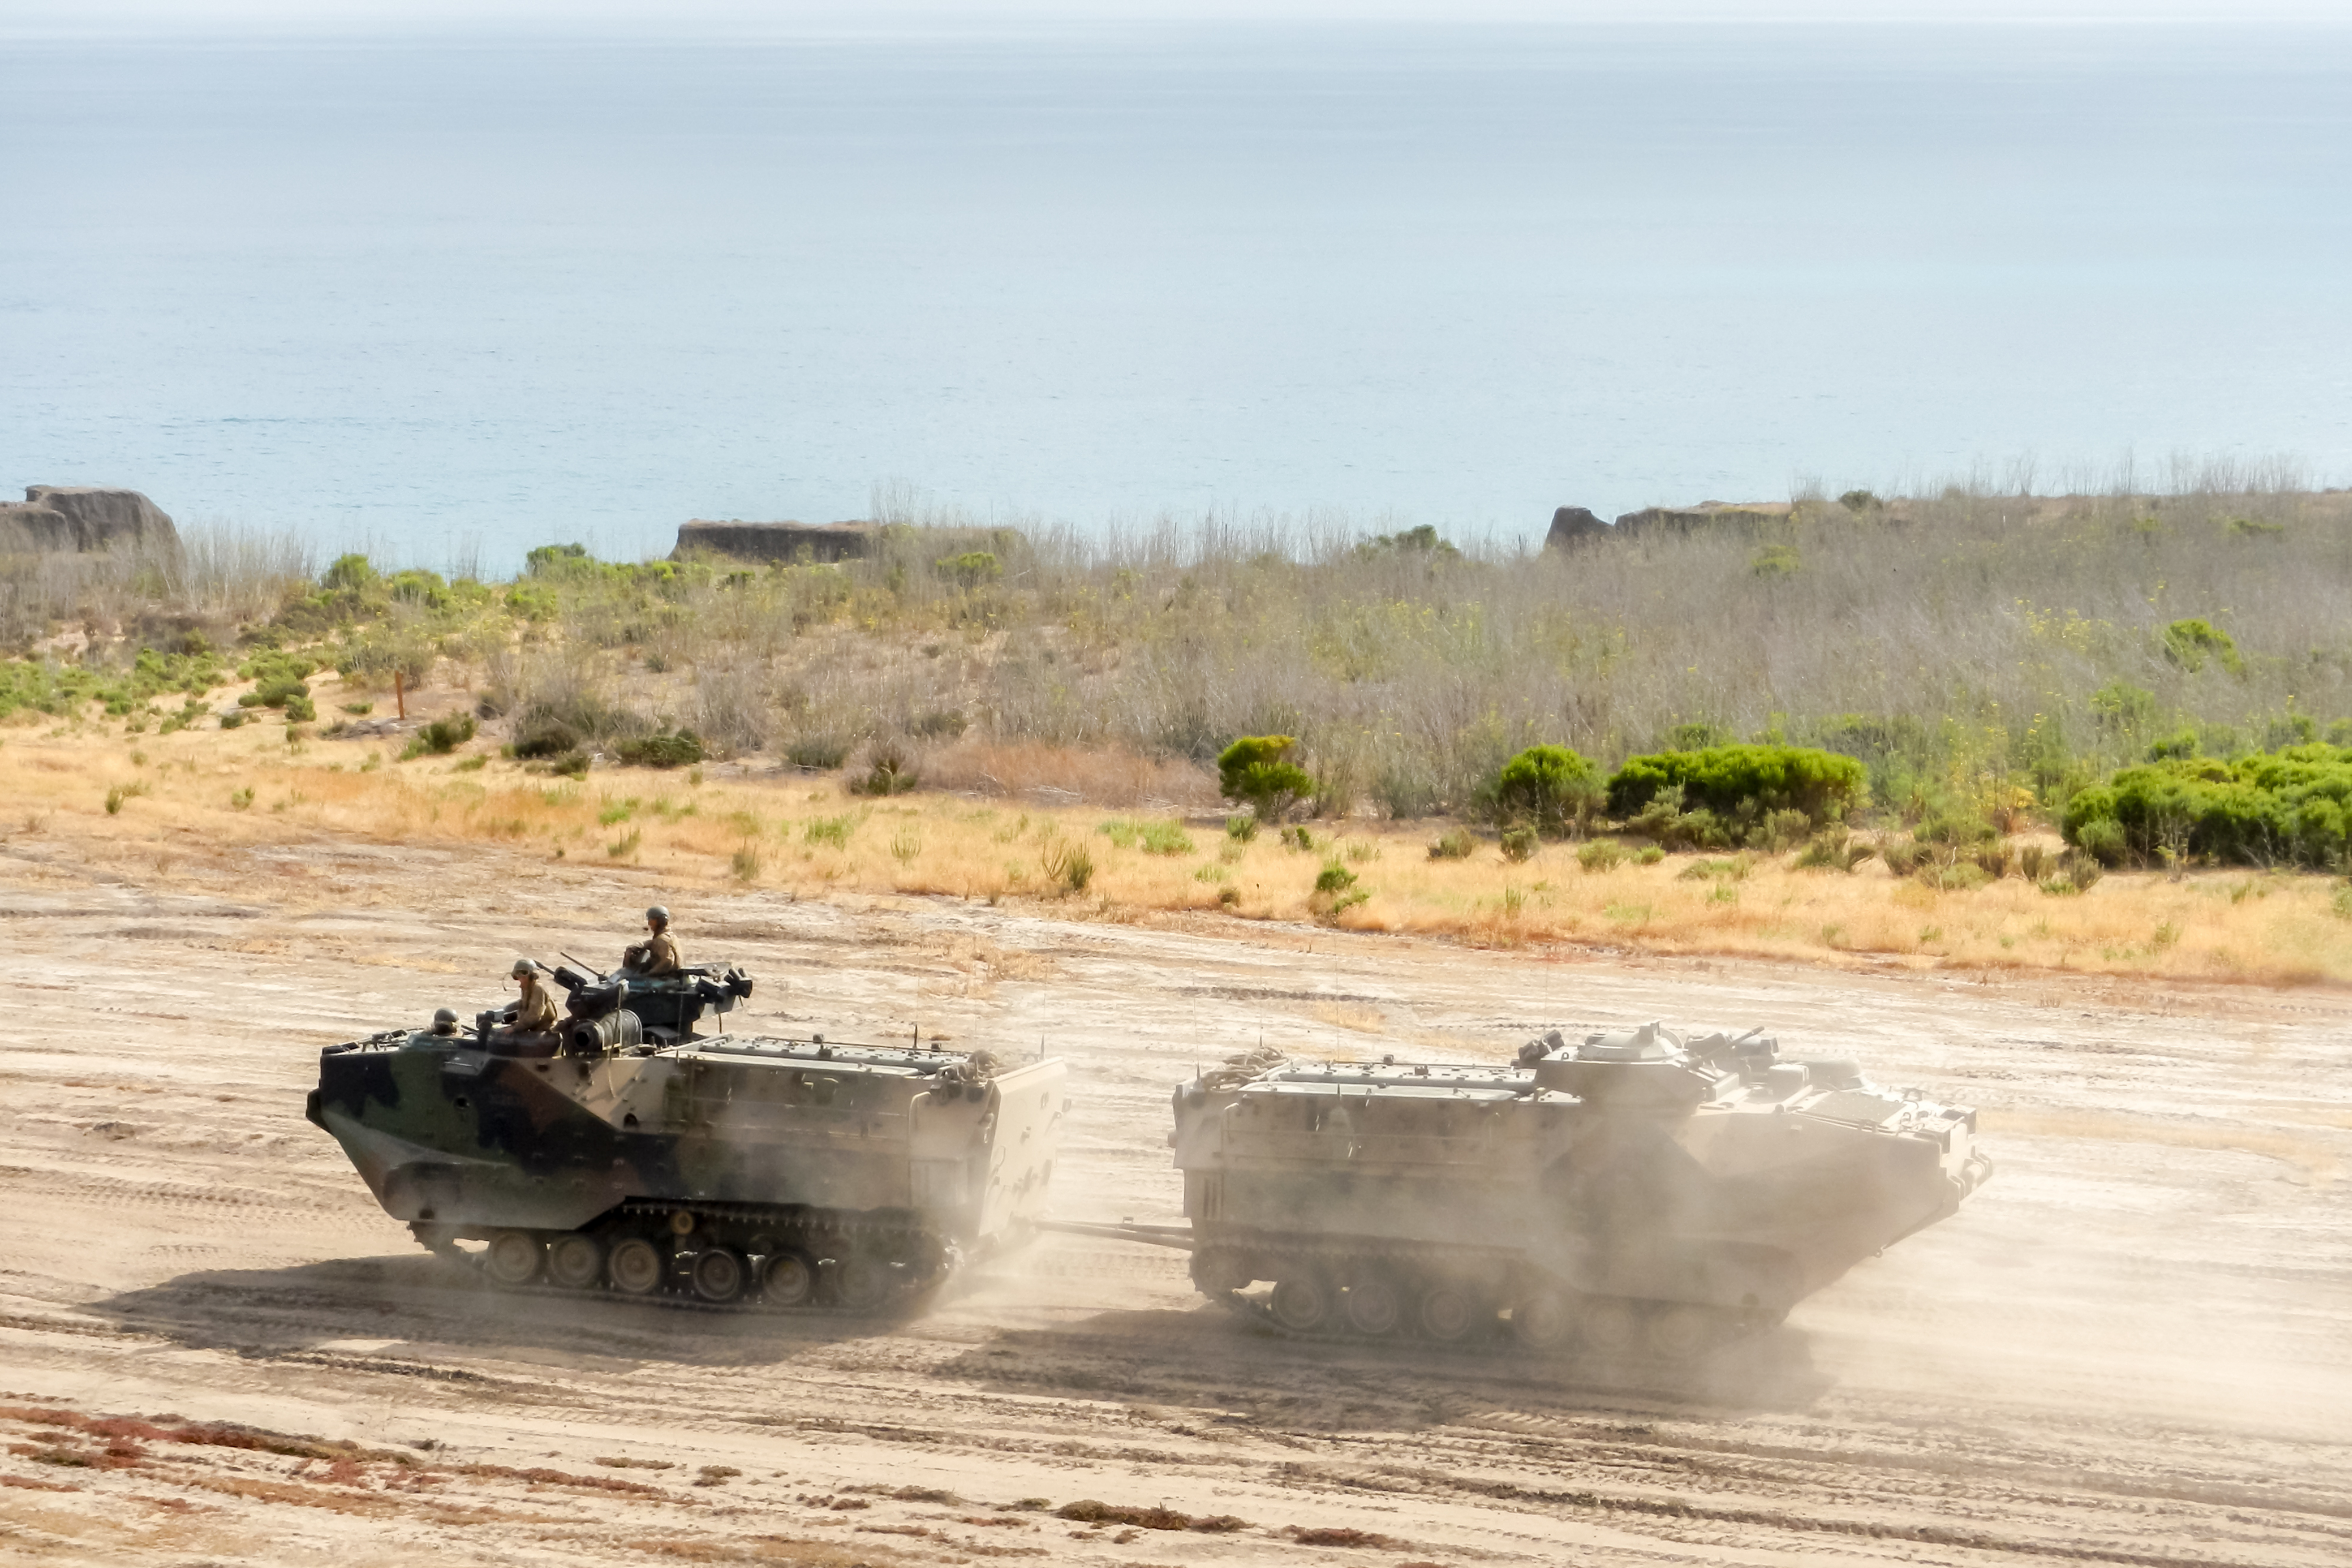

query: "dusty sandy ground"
left=2, top=827, right=2349, bottom=1567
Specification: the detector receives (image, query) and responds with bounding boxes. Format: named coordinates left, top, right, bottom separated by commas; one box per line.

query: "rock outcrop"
left=0, top=486, right=179, bottom=553
left=1544, top=506, right=1611, bottom=548
left=673, top=519, right=875, bottom=564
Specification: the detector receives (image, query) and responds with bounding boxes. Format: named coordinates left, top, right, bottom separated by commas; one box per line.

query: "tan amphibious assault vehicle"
left=309, top=962, right=1066, bottom=1313
left=1095, top=1023, right=1988, bottom=1358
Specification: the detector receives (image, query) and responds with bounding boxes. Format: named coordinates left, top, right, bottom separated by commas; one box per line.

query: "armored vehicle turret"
left=308, top=960, right=1065, bottom=1313
left=1131, top=1023, right=1987, bottom=1358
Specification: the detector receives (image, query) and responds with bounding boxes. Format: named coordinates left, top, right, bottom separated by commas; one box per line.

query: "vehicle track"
left=1, top=866, right=2347, bottom=1567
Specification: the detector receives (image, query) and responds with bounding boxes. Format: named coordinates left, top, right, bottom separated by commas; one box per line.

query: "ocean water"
left=4, top=22, right=2349, bottom=570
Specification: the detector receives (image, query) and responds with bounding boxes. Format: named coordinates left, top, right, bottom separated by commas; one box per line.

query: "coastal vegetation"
left=5, top=466, right=2352, bottom=982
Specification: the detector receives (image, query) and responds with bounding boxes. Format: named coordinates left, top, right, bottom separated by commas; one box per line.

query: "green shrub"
left=2061, top=744, right=2352, bottom=869
left=320, top=552, right=378, bottom=592
left=2090, top=681, right=2158, bottom=740
left=1279, top=825, right=1317, bottom=852
left=1102, top=817, right=1191, bottom=853
left=505, top=582, right=560, bottom=620
left=1622, top=783, right=1732, bottom=850
left=1354, top=523, right=1460, bottom=560
left=2163, top=617, right=2242, bottom=675
left=337, top=633, right=435, bottom=689
left=934, top=551, right=1002, bottom=590
left=1225, top=814, right=1260, bottom=843
left=1498, top=825, right=1540, bottom=862
left=1634, top=845, right=1664, bottom=865
left=784, top=734, right=852, bottom=770
left=803, top=814, right=856, bottom=850
left=283, top=694, right=316, bottom=723
left=525, top=542, right=592, bottom=577
left=1040, top=836, right=1094, bottom=895
left=1138, top=820, right=1194, bottom=855
left=219, top=709, right=246, bottom=730
left=1793, top=831, right=1874, bottom=872
left=512, top=714, right=582, bottom=759
left=1668, top=721, right=1732, bottom=750
left=1917, top=808, right=1996, bottom=845
left=2070, top=814, right=2129, bottom=866
left=1428, top=827, right=1475, bottom=860
left=1676, top=854, right=1753, bottom=882
left=404, top=714, right=477, bottom=758
left=2038, top=849, right=2103, bottom=895
left=849, top=741, right=919, bottom=795
left=614, top=730, right=706, bottom=769
left=1921, top=861, right=1991, bottom=892
left=1218, top=735, right=1315, bottom=821
left=1880, top=838, right=1927, bottom=875
left=1576, top=838, right=1628, bottom=871
left=1310, top=860, right=1368, bottom=917
left=1838, top=489, right=1882, bottom=512
left=1488, top=744, right=1599, bottom=835
left=1606, top=744, right=1864, bottom=828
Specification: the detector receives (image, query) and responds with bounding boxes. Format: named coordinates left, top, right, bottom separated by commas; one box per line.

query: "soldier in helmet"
left=429, top=1007, right=461, bottom=1037
left=621, top=905, right=682, bottom=976
left=505, top=958, right=561, bottom=1033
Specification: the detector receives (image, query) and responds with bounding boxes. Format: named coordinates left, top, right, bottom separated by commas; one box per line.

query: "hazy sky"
left=9, top=0, right=2349, bottom=36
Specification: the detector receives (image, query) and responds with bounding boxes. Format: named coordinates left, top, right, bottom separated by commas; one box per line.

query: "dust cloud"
left=1, top=840, right=2347, bottom=1565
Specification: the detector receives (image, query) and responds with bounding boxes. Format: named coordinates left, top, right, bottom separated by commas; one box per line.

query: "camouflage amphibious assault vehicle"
left=1114, top=1023, right=1987, bottom=1357
left=308, top=962, right=1065, bottom=1312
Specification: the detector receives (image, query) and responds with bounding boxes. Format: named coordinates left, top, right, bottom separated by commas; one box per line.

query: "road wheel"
left=1269, top=1274, right=1332, bottom=1332
left=607, top=1236, right=666, bottom=1296
left=1645, top=1304, right=1714, bottom=1361
left=1581, top=1296, right=1642, bottom=1356
left=1513, top=1287, right=1577, bottom=1350
left=546, top=1233, right=603, bottom=1290
left=689, top=1247, right=747, bottom=1304
left=762, top=1250, right=815, bottom=1308
left=836, top=1255, right=892, bottom=1312
left=1344, top=1274, right=1403, bottom=1336
left=1417, top=1282, right=1480, bottom=1343
left=484, top=1230, right=543, bottom=1287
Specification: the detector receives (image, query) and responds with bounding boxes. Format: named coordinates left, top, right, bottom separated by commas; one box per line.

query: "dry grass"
left=7, top=702, right=2349, bottom=988
left=918, top=737, right=1217, bottom=810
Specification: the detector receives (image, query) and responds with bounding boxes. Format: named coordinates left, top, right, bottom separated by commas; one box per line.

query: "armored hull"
left=310, top=969, right=1064, bottom=1312
left=1156, top=1024, right=1988, bottom=1357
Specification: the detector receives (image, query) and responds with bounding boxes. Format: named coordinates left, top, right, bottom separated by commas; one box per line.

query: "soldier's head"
left=431, top=1007, right=459, bottom=1035
left=646, top=905, right=670, bottom=932
left=511, top=958, right=537, bottom=985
